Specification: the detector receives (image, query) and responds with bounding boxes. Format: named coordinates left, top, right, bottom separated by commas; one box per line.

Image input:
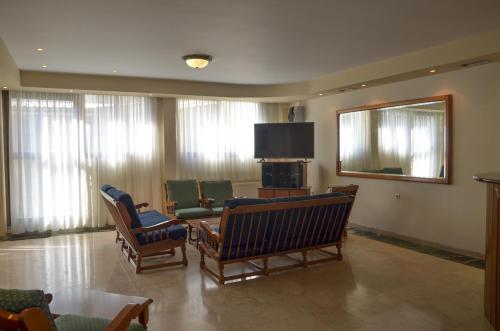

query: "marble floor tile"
left=0, top=231, right=490, bottom=330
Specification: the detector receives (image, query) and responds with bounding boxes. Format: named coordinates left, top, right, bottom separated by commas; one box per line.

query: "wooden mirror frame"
left=336, top=95, right=452, bottom=184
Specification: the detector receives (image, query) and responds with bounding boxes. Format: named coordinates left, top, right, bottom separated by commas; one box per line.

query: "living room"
left=1, top=1, right=500, bottom=330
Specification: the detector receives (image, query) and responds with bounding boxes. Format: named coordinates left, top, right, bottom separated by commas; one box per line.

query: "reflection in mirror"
left=337, top=96, right=451, bottom=183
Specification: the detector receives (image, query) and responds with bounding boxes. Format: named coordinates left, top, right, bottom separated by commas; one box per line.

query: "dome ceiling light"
left=182, top=54, right=213, bottom=69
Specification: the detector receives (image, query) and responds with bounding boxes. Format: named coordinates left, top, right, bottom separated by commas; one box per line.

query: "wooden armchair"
left=199, top=180, right=242, bottom=216
left=164, top=180, right=212, bottom=220
left=101, top=187, right=188, bottom=273
left=0, top=289, right=147, bottom=331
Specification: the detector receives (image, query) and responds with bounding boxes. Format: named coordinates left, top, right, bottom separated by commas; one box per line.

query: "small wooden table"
left=49, top=289, right=153, bottom=328
left=185, top=217, right=220, bottom=245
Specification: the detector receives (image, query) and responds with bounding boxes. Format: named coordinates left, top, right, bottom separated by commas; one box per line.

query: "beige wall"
left=305, top=62, right=500, bottom=255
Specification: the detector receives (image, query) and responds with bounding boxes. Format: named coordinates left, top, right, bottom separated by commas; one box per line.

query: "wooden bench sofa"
left=198, top=186, right=358, bottom=284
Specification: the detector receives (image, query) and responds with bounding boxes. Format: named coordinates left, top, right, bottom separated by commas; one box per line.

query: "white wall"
left=305, top=62, right=500, bottom=255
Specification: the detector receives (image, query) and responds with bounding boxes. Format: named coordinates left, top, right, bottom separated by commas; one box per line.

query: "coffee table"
left=49, top=289, right=153, bottom=328
left=185, top=217, right=220, bottom=245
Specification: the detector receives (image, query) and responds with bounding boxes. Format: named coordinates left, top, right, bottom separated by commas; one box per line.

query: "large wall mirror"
left=336, top=95, right=452, bottom=184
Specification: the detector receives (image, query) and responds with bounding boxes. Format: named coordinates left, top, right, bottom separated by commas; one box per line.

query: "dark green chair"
left=0, top=289, right=147, bottom=331
left=164, top=180, right=212, bottom=219
left=199, top=180, right=236, bottom=216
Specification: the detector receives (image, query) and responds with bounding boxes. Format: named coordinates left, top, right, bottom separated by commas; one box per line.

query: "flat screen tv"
left=254, top=122, right=314, bottom=159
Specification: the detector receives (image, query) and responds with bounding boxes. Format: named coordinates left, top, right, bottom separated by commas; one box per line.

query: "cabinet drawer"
left=289, top=189, right=309, bottom=197
left=273, top=190, right=290, bottom=197
left=258, top=189, right=275, bottom=198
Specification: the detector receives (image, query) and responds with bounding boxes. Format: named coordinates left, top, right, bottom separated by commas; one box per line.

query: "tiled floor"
left=0, top=231, right=492, bottom=330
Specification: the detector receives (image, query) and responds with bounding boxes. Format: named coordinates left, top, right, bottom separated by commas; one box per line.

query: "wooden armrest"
left=200, top=221, right=219, bottom=240
left=0, top=309, right=20, bottom=330
left=19, top=308, right=54, bottom=331
left=106, top=304, right=143, bottom=331
left=201, top=198, right=215, bottom=208
left=135, top=202, right=149, bottom=210
left=44, top=293, right=53, bottom=304
left=164, top=200, right=177, bottom=214
left=131, top=219, right=182, bottom=234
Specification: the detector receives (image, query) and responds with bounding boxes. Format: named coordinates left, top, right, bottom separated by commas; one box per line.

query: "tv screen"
left=254, top=122, right=314, bottom=159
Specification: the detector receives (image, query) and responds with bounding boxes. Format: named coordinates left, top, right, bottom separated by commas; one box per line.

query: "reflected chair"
left=164, top=180, right=212, bottom=220
left=199, top=180, right=239, bottom=216
left=101, top=186, right=188, bottom=273
left=0, top=289, right=147, bottom=331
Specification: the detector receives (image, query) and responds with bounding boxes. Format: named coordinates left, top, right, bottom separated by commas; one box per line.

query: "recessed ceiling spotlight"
left=2, top=86, right=7, bottom=89
left=319, top=93, right=323, bottom=96
left=36, top=48, right=44, bottom=52
left=182, top=54, right=213, bottom=69
left=429, top=69, right=437, bottom=73
left=112, top=69, right=118, bottom=73
left=41, top=64, right=47, bottom=68
left=148, top=93, right=153, bottom=96
left=361, top=84, right=367, bottom=87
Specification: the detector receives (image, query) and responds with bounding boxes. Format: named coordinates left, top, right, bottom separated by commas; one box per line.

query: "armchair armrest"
left=199, top=221, right=219, bottom=252
left=0, top=309, right=20, bottom=330
left=106, top=303, right=143, bottom=331
left=200, top=221, right=219, bottom=240
left=131, top=219, right=182, bottom=234
left=201, top=198, right=215, bottom=208
left=135, top=202, right=149, bottom=211
left=163, top=200, right=177, bottom=214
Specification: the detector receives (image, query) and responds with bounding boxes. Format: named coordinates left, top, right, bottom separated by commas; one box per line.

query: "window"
left=176, top=98, right=280, bottom=181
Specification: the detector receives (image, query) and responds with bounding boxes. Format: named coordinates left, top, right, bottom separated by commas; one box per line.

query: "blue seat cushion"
left=212, top=206, right=224, bottom=215
left=136, top=224, right=187, bottom=245
left=223, top=198, right=270, bottom=209
left=106, top=188, right=141, bottom=228
left=174, top=207, right=212, bottom=219
left=138, top=210, right=169, bottom=227
left=100, top=184, right=115, bottom=193
left=270, top=192, right=346, bottom=203
left=55, top=314, right=145, bottom=331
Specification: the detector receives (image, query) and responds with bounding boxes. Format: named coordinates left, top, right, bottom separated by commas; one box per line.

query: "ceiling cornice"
left=7, top=27, right=500, bottom=101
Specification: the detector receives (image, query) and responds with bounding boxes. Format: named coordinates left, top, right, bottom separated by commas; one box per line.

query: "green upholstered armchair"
left=199, top=180, right=238, bottom=216
left=164, top=180, right=212, bottom=219
left=0, top=289, right=147, bottom=331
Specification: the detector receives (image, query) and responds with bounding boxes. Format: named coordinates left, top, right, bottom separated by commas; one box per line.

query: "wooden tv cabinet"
left=258, top=187, right=311, bottom=198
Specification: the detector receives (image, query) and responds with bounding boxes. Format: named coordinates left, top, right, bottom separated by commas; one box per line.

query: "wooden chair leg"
left=136, top=254, right=142, bottom=273
left=263, top=257, right=269, bottom=276
left=200, top=251, right=206, bottom=269
left=181, top=244, right=188, bottom=266
left=170, top=248, right=176, bottom=256
left=219, top=264, right=225, bottom=285
left=127, top=247, right=132, bottom=262
left=302, top=250, right=308, bottom=268
left=336, top=243, right=343, bottom=261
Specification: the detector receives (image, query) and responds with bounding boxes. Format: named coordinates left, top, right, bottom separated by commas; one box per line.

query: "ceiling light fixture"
left=41, top=65, right=47, bottom=68
left=2, top=86, right=7, bottom=89
left=319, top=93, right=323, bottom=96
left=361, top=84, right=367, bottom=87
left=112, top=69, right=117, bottom=73
left=182, top=54, right=213, bottom=69
left=36, top=48, right=44, bottom=52
left=429, top=69, right=437, bottom=73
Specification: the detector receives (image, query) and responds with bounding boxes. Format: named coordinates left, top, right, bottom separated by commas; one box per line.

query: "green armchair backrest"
left=200, top=180, right=233, bottom=208
left=165, top=180, right=200, bottom=209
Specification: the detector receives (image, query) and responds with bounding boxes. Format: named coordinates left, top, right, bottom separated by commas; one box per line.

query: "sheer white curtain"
left=9, top=91, right=161, bottom=234
left=176, top=98, right=280, bottom=181
left=377, top=109, right=412, bottom=173
left=339, top=111, right=373, bottom=171
left=0, top=93, right=7, bottom=238
left=410, top=111, right=444, bottom=178
left=377, top=108, right=444, bottom=177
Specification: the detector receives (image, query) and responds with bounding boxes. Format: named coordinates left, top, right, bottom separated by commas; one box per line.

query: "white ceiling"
left=1, top=0, right=500, bottom=85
